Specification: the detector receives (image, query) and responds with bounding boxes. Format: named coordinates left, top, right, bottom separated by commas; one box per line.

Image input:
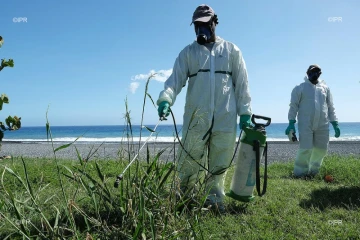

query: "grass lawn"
left=0, top=153, right=359, bottom=239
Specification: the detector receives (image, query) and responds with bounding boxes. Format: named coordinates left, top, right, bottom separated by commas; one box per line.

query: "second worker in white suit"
left=286, top=64, right=340, bottom=178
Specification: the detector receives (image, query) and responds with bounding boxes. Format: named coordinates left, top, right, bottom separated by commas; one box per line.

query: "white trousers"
left=294, top=126, right=329, bottom=177
left=177, top=130, right=236, bottom=202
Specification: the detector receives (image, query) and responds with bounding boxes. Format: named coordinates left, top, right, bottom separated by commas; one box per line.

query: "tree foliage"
left=0, top=35, right=21, bottom=143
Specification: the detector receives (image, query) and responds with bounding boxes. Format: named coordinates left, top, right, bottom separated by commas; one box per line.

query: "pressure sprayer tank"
left=226, top=115, right=270, bottom=202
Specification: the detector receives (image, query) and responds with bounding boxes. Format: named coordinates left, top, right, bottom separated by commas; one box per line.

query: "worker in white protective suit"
left=286, top=64, right=340, bottom=178
left=156, top=4, right=252, bottom=213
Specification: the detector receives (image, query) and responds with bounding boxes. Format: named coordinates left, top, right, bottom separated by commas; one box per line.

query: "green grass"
left=0, top=154, right=359, bottom=239
left=1, top=77, right=358, bottom=239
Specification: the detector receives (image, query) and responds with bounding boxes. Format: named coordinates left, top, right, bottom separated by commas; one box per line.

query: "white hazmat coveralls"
left=157, top=36, right=252, bottom=203
left=288, top=76, right=338, bottom=177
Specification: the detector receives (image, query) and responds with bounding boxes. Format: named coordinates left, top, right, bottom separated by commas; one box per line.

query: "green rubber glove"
left=331, top=121, right=340, bottom=138
left=239, top=115, right=251, bottom=130
left=158, top=101, right=170, bottom=120
left=285, top=120, right=296, bottom=135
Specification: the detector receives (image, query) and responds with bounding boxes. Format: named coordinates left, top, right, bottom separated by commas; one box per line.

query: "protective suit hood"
left=304, top=76, right=326, bottom=85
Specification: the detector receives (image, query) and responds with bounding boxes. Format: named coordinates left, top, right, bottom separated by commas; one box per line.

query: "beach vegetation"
left=0, top=74, right=359, bottom=239
left=0, top=35, right=21, bottom=146
left=0, top=154, right=359, bottom=239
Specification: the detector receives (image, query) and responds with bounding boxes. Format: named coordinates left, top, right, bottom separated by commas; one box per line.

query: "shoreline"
left=0, top=141, right=359, bottom=163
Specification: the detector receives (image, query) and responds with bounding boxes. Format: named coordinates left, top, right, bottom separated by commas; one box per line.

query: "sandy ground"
left=0, top=141, right=359, bottom=163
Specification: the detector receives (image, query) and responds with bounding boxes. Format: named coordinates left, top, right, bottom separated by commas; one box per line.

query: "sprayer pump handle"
left=251, top=114, right=271, bottom=127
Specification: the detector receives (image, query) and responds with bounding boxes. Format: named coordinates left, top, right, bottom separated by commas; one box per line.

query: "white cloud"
left=129, top=69, right=173, bottom=94
left=129, top=82, right=140, bottom=94
left=131, top=69, right=173, bottom=82
left=131, top=74, right=149, bottom=81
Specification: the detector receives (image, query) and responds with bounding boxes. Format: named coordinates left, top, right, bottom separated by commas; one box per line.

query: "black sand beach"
left=0, top=141, right=359, bottom=163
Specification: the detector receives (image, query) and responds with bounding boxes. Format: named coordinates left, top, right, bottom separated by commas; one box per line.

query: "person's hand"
left=331, top=121, right=340, bottom=138
left=239, top=115, right=251, bottom=130
left=158, top=101, right=170, bottom=120
left=285, top=120, right=296, bottom=135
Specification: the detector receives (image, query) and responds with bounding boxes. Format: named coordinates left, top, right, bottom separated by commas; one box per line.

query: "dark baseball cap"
left=307, top=64, right=321, bottom=73
left=191, top=4, right=215, bottom=25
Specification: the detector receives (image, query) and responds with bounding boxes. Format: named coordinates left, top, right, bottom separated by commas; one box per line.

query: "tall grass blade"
left=158, top=163, right=175, bottom=190
left=133, top=223, right=142, bottom=240
left=144, top=126, right=155, bottom=133
left=139, top=74, right=155, bottom=146
left=46, top=122, right=50, bottom=141
left=146, top=145, right=150, bottom=165
left=74, top=146, right=84, bottom=166
left=54, top=136, right=81, bottom=152
left=21, top=157, right=34, bottom=198
left=146, top=92, right=156, bottom=108
left=53, top=206, right=60, bottom=233
left=95, top=161, right=105, bottom=182
left=124, top=97, right=133, bottom=137
left=145, top=209, right=156, bottom=240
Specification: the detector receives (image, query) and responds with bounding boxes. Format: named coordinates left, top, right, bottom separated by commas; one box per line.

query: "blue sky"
left=1, top=0, right=359, bottom=126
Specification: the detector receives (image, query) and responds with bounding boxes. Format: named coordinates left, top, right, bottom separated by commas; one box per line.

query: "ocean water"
left=2, top=122, right=360, bottom=143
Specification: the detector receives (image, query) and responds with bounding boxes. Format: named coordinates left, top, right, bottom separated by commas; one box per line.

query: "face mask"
left=307, top=71, right=321, bottom=84
left=196, top=25, right=212, bottom=45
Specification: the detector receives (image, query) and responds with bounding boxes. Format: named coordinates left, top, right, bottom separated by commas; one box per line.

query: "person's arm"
left=285, top=85, right=301, bottom=135
left=157, top=46, right=190, bottom=106
left=231, top=45, right=252, bottom=117
left=326, top=86, right=338, bottom=122
left=288, top=85, right=301, bottom=121
left=327, top=86, right=340, bottom=137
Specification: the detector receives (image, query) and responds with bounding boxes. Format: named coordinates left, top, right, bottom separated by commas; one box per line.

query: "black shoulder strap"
left=255, top=141, right=268, bottom=196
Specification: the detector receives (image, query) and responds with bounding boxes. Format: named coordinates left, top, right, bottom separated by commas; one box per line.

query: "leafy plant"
left=0, top=35, right=21, bottom=144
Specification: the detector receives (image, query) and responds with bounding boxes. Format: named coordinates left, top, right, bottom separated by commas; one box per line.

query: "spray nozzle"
left=288, top=130, right=298, bottom=142
left=114, top=174, right=124, bottom=188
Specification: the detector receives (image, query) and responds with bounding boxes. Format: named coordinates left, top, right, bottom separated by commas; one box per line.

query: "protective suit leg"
left=205, top=131, right=236, bottom=203
left=309, top=148, right=327, bottom=175
left=177, top=129, right=208, bottom=192
left=294, top=148, right=312, bottom=177
left=309, top=127, right=329, bottom=175
left=294, top=125, right=314, bottom=177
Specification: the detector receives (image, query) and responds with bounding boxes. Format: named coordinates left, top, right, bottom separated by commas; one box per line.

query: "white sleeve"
left=232, top=45, right=252, bottom=116
left=288, top=85, right=301, bottom=121
left=157, top=47, right=189, bottom=106
left=326, top=86, right=338, bottom=122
